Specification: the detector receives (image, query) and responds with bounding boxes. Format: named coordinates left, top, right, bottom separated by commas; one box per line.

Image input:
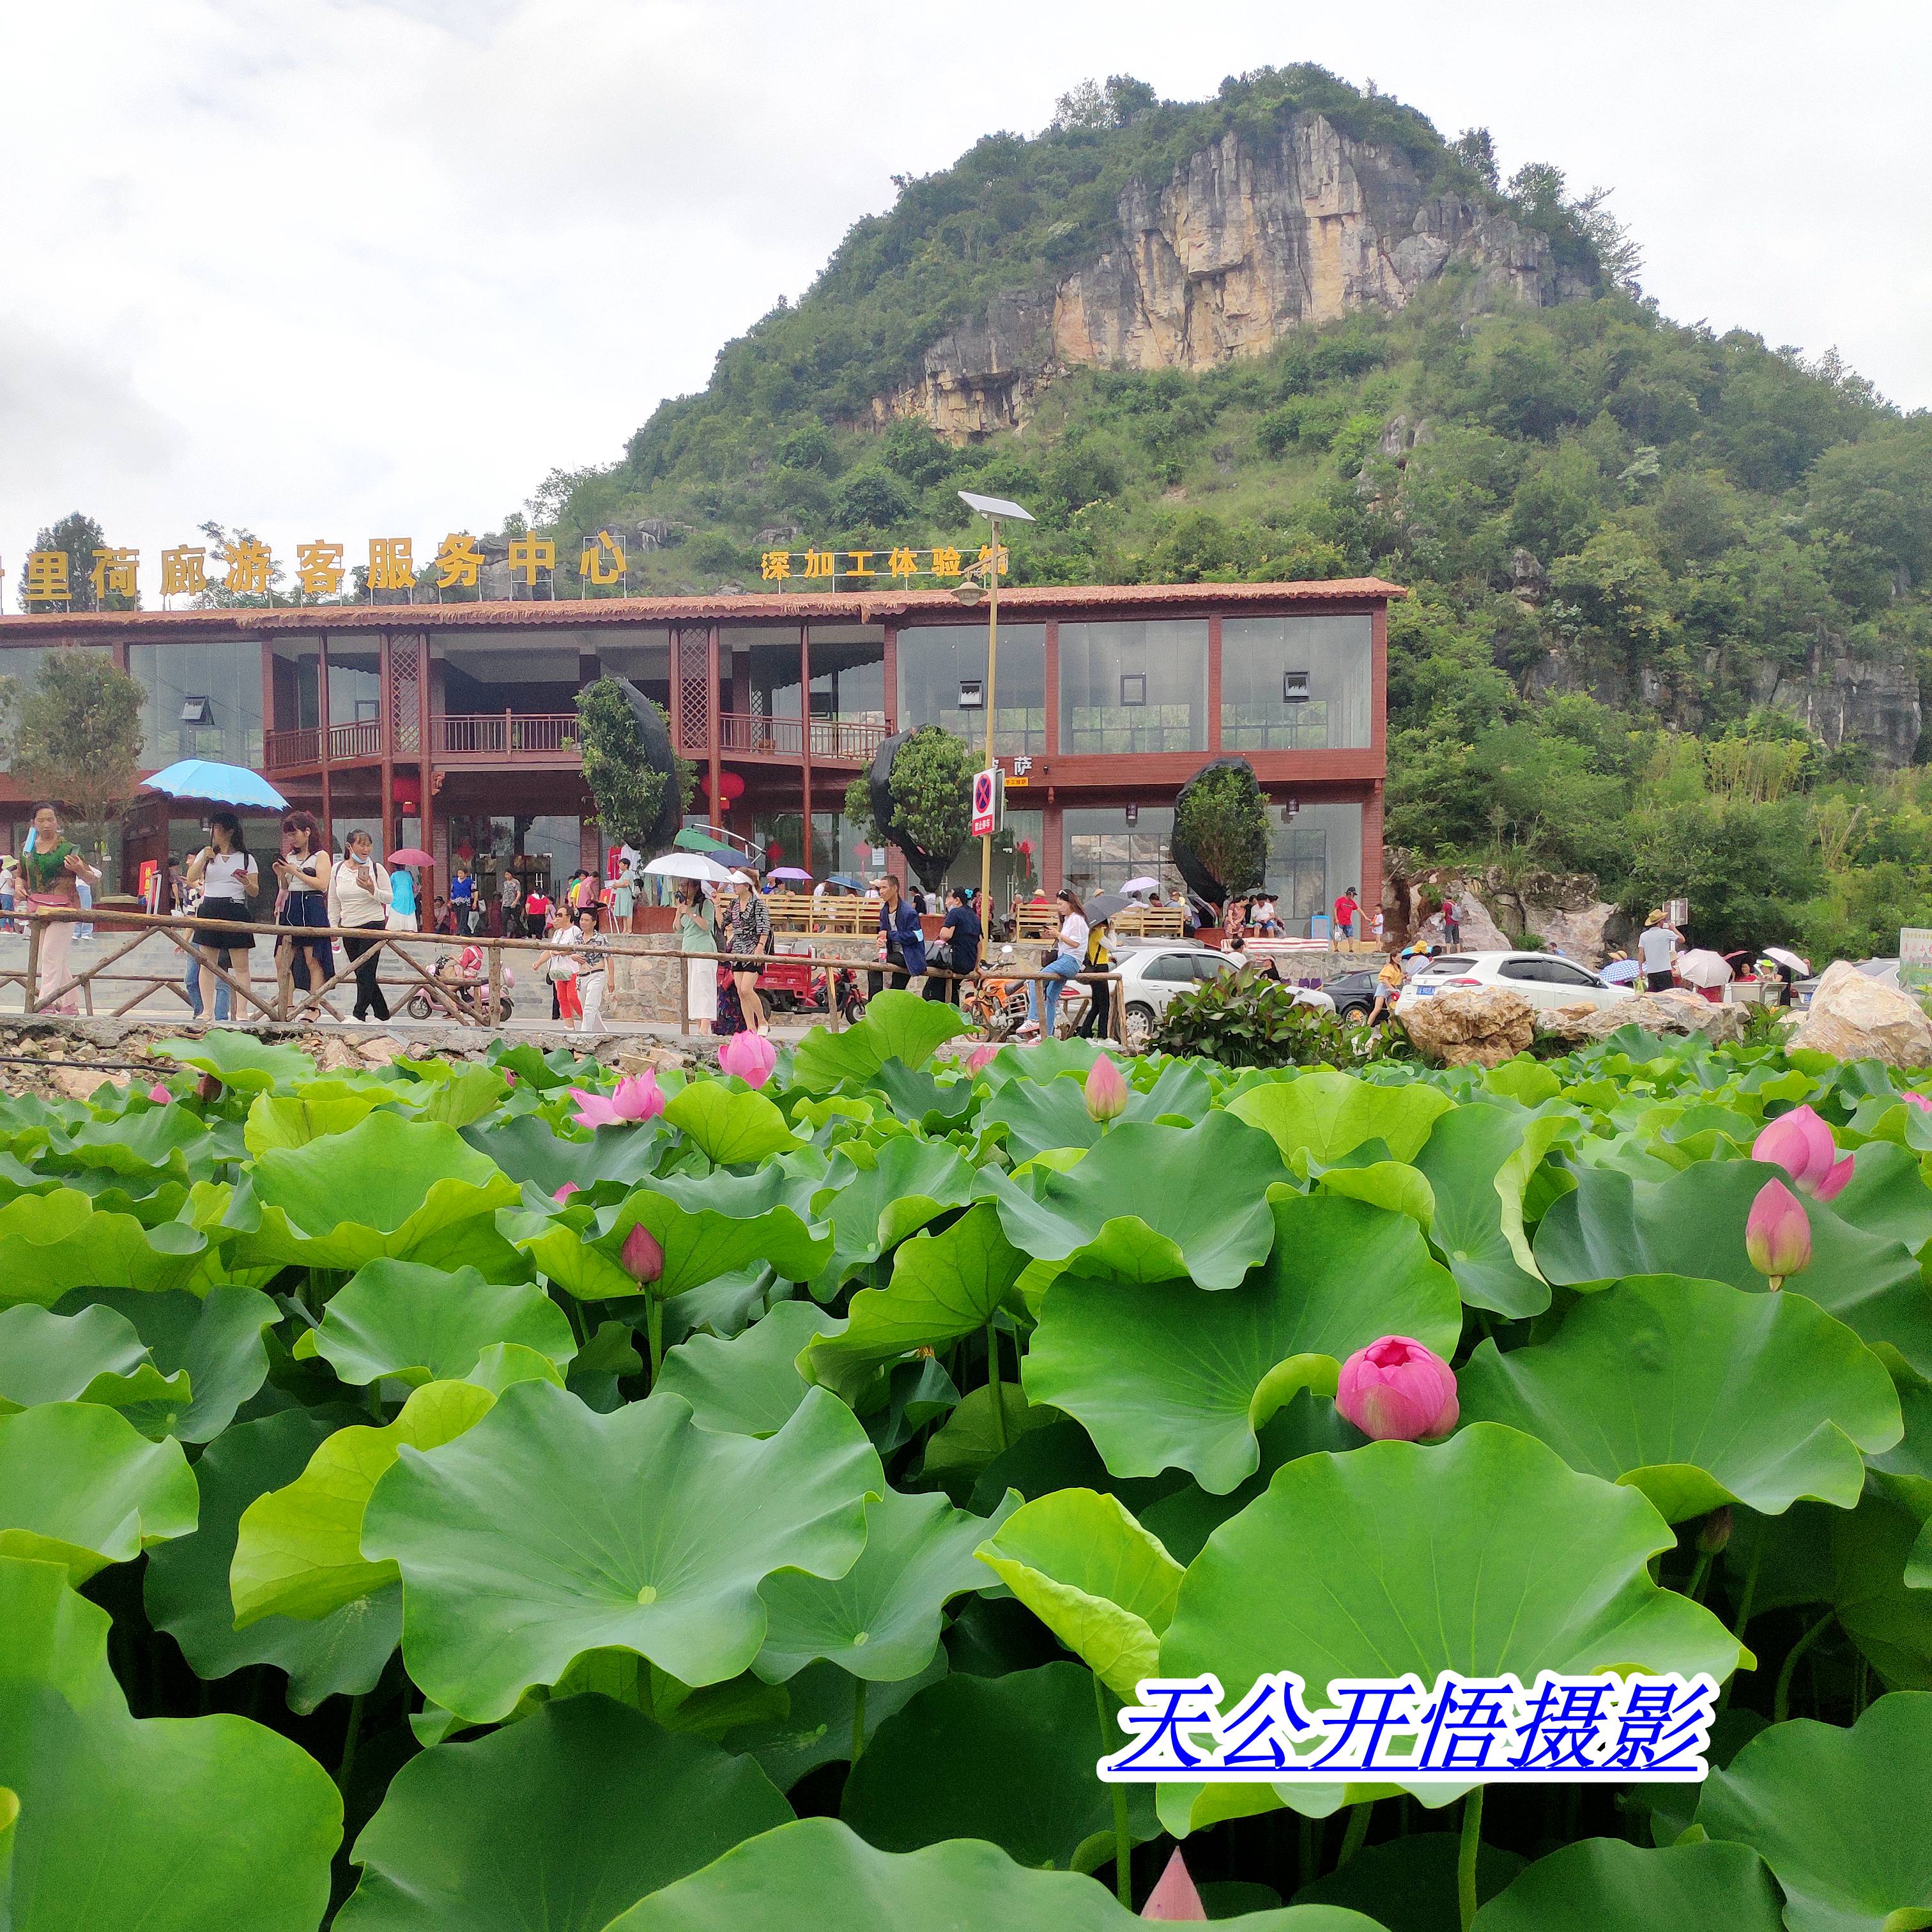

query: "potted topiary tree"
left=1172, top=756, right=1269, bottom=939
left=843, top=726, right=976, bottom=917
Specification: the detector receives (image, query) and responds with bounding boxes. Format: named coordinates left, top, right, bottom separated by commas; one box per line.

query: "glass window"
left=126, top=638, right=264, bottom=769
left=326, top=645, right=382, bottom=725
left=932, top=809, right=1043, bottom=911
left=1261, top=802, right=1364, bottom=937
left=1062, top=805, right=1183, bottom=903
left=1221, top=615, right=1371, bottom=751
left=808, top=625, right=884, bottom=726
left=896, top=622, right=1047, bottom=755
left=1192, top=953, right=1236, bottom=980
left=1059, top=621, right=1208, bottom=754
left=723, top=628, right=804, bottom=724
left=0, top=645, right=113, bottom=770
left=447, top=813, right=579, bottom=903
left=1141, top=953, right=1195, bottom=983
left=597, top=629, right=672, bottom=716
left=1543, top=960, right=1599, bottom=986
left=1499, top=959, right=1542, bottom=981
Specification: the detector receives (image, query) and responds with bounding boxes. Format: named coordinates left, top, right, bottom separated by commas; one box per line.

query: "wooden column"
left=317, top=634, right=334, bottom=849
left=1043, top=620, right=1060, bottom=755
left=1206, top=613, right=1223, bottom=753
left=418, top=633, right=436, bottom=898
left=705, top=624, right=723, bottom=835
left=798, top=622, right=813, bottom=872
left=881, top=623, right=897, bottom=732
left=259, top=640, right=276, bottom=738
left=378, top=629, right=395, bottom=857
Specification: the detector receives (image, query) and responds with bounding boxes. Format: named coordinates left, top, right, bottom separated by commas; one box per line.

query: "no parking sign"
left=970, top=766, right=1001, bottom=837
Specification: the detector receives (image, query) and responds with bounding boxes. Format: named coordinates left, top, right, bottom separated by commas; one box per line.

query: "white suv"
left=1078, top=944, right=1333, bottom=1048
left=1394, top=951, right=1634, bottom=1016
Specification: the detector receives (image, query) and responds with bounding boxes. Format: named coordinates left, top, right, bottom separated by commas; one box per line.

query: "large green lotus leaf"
left=1869, top=1379, right=1932, bottom=1519
left=304, top=1259, right=577, bottom=1387
left=724, top=1654, right=948, bottom=1790
left=808, top=1137, right=976, bottom=1289
left=0, top=1303, right=191, bottom=1436
left=1535, top=1158, right=1932, bottom=1376
left=235, top=1110, right=522, bottom=1271
left=1163, top=1425, right=1747, bottom=1805
left=60, top=1286, right=278, bottom=1443
left=0, top=1402, right=197, bottom=1582
left=753, top=1485, right=1015, bottom=1684
left=1472, top=1840, right=1784, bottom=1932
left=335, top=1692, right=792, bottom=1932
left=1698, top=1694, right=1932, bottom=1932
left=790, top=992, right=973, bottom=1089
left=981, top=1061, right=1208, bottom=1164
left=841, top=1662, right=1157, bottom=1869
left=243, top=1085, right=386, bottom=1155
left=0, top=1555, right=341, bottom=1932
left=232, top=1378, right=502, bottom=1624
left=657, top=1300, right=845, bottom=1437
left=1459, top=1275, right=1901, bottom=1520
left=154, top=1030, right=315, bottom=1092
left=1411, top=1103, right=1564, bottom=1317
left=975, top=1487, right=1184, bottom=1700
left=801, top=1200, right=1025, bottom=1404
left=362, top=1382, right=884, bottom=1722
left=145, top=1409, right=401, bottom=1714
left=0, top=1191, right=208, bottom=1307
left=1827, top=1494, right=1932, bottom=1690
left=610, top=1816, right=1377, bottom=1932
left=394, top=1058, right=512, bottom=1131
left=664, top=1080, right=799, bottom=1165
left=1025, top=1194, right=1462, bottom=1492
left=461, top=1111, right=665, bottom=1196
left=1229, top=1071, right=1454, bottom=1166
left=48, top=1106, right=227, bottom=1188
left=1830, top=1141, right=1932, bottom=1255
left=981, top=1112, right=1286, bottom=1292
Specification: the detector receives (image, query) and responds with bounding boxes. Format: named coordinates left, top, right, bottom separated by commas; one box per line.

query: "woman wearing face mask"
left=20, top=804, right=102, bottom=1015
left=185, top=811, right=259, bottom=1021
left=328, top=829, right=393, bottom=1021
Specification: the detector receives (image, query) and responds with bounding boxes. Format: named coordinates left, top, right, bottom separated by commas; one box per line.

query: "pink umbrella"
left=388, top=847, right=433, bottom=867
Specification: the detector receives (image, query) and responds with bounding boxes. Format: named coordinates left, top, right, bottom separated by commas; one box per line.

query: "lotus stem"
left=1338, top=1800, right=1373, bottom=1867
left=1457, top=1786, right=1483, bottom=1932
left=646, top=1297, right=664, bottom=1386
left=337, top=1691, right=367, bottom=1795
left=1775, top=1613, right=1835, bottom=1722
left=1719, top=1538, right=1765, bottom=1711
left=850, top=1678, right=868, bottom=1767
left=986, top=1318, right=1008, bottom=1450
left=1094, top=1671, right=1130, bottom=1906
left=1685, top=1550, right=1712, bottom=1604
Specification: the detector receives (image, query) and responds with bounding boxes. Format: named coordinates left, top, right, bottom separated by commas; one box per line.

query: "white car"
left=1394, top=950, right=1635, bottom=1016
left=1073, top=944, right=1333, bottom=1048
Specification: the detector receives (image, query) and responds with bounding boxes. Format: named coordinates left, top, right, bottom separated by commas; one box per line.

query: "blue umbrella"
left=141, top=760, right=288, bottom=811
left=827, top=873, right=867, bottom=892
left=1600, top=958, right=1642, bottom=984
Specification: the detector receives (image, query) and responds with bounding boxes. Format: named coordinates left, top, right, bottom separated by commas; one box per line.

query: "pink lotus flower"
left=552, top=1181, right=580, bottom=1204
left=1906, top=1092, right=1932, bottom=1114
left=1745, top=1177, right=1811, bottom=1286
left=620, top=1222, right=665, bottom=1285
left=147, top=1082, right=172, bottom=1104
left=1085, top=1053, right=1129, bottom=1124
left=1140, top=1848, right=1206, bottom=1921
left=1336, top=1337, right=1459, bottom=1442
left=719, top=1031, right=778, bottom=1089
left=567, top=1071, right=665, bottom=1131
left=965, top=1043, right=999, bottom=1074
left=1752, top=1104, right=1851, bottom=1200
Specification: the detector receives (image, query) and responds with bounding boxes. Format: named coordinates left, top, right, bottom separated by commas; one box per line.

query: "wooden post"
left=487, top=939, right=503, bottom=1027
left=706, top=624, right=723, bottom=836
left=418, top=632, right=436, bottom=903
left=798, top=620, right=813, bottom=875
left=378, top=629, right=395, bottom=857
left=317, top=633, right=334, bottom=848
left=677, top=949, right=689, bottom=1037
left=22, top=914, right=41, bottom=1015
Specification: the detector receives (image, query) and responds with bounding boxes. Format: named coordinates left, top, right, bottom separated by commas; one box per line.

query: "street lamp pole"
left=957, top=491, right=1034, bottom=921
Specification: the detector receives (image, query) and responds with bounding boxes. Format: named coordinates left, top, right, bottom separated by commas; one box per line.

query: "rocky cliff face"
left=874, top=115, right=1582, bottom=437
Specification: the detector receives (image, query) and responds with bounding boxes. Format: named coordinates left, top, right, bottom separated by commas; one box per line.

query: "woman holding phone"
left=273, top=812, right=332, bottom=1000
left=185, top=811, right=259, bottom=1020
left=328, top=829, right=393, bottom=1020
left=20, top=804, right=102, bottom=1014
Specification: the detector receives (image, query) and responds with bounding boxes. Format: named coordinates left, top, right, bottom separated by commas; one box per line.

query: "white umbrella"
left=1676, top=949, right=1734, bottom=988
left=1123, top=876, right=1159, bottom=894
left=644, top=853, right=736, bottom=884
left=1764, top=946, right=1811, bottom=975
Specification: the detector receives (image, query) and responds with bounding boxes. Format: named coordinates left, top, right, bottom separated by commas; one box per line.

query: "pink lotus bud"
left=1813, top=1153, right=1853, bottom=1203
left=620, top=1222, right=664, bottom=1285
left=552, top=1181, right=580, bottom=1203
left=1752, top=1105, right=1842, bottom=1197
left=1084, top=1053, right=1129, bottom=1124
left=504, top=1071, right=518, bottom=1087
left=965, top=1043, right=999, bottom=1074
left=147, top=1082, right=172, bottom=1104
left=1140, top=1848, right=1207, bottom=1921
left=1745, top=1178, right=1811, bottom=1285
left=1906, top=1092, right=1932, bottom=1114
left=1335, top=1337, right=1459, bottom=1442
left=1697, top=1506, right=1733, bottom=1556
left=612, top=1071, right=666, bottom=1121
left=195, top=1073, right=222, bottom=1103
left=719, top=1031, right=778, bottom=1089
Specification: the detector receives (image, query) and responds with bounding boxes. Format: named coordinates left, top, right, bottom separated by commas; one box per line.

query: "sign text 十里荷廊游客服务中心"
left=1098, top=1671, right=1720, bottom=1784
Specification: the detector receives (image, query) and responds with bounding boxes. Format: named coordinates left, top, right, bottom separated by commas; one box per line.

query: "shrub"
left=1153, top=970, right=1409, bottom=1068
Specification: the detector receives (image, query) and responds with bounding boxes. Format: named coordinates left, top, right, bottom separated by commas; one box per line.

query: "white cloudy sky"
left=1, top=0, right=1926, bottom=592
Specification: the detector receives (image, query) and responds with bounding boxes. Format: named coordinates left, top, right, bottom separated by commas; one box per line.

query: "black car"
left=1324, top=968, right=1384, bottom=1023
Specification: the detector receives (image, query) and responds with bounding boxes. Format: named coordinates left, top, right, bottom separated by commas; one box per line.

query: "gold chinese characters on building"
left=760, top=544, right=1008, bottom=584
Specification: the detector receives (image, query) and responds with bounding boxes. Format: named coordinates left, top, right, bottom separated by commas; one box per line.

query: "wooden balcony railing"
left=717, top=713, right=888, bottom=762
left=432, top=712, right=579, bottom=757
left=263, top=727, right=320, bottom=772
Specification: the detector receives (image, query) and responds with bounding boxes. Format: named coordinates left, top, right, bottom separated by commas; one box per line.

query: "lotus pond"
left=5, top=993, right=1932, bottom=1931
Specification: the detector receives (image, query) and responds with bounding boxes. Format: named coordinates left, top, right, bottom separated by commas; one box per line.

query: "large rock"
left=1399, top=986, right=1535, bottom=1068
left=1537, top=990, right=1749, bottom=1048
left=1790, top=962, right=1932, bottom=1068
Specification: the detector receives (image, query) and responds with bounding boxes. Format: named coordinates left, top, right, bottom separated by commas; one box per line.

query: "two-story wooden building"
left=0, top=577, right=1397, bottom=933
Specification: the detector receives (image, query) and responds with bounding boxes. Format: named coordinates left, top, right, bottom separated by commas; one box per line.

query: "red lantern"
left=1017, top=839, right=1034, bottom=857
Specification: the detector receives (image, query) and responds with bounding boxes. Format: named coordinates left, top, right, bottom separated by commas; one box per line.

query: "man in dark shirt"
left=924, top=887, right=981, bottom=1002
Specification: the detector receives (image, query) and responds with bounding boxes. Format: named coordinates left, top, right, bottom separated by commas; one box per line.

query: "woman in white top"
left=272, top=811, right=333, bottom=1002
left=1022, top=889, right=1089, bottom=1039
left=328, top=830, right=393, bottom=1020
left=185, top=811, right=259, bottom=1020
